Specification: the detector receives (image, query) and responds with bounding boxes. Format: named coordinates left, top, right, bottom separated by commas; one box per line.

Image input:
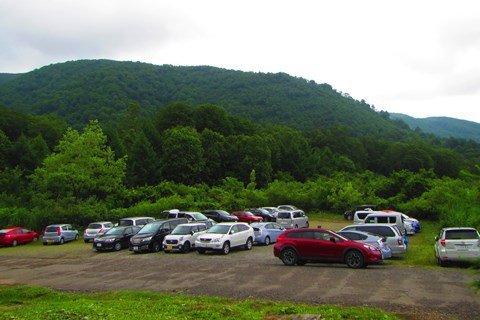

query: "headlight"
left=142, top=237, right=152, bottom=242
left=363, top=244, right=378, bottom=251
left=212, top=238, right=220, bottom=242
left=105, top=238, right=116, bottom=242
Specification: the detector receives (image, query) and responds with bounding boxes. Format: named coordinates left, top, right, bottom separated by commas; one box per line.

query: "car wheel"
left=12, top=240, right=18, bottom=247
left=222, top=242, right=230, bottom=255
left=84, top=240, right=89, bottom=243
left=305, top=222, right=309, bottom=228
left=280, top=248, right=298, bottom=266
left=264, top=236, right=271, bottom=246
left=43, top=242, right=47, bottom=246
left=197, top=248, right=206, bottom=254
left=182, top=241, right=191, bottom=253
left=347, top=214, right=353, bottom=221
left=345, top=250, right=364, bottom=268
left=151, top=241, right=161, bottom=252
left=294, top=224, right=299, bottom=229
left=244, top=238, right=253, bottom=250
left=436, top=255, right=446, bottom=267
left=33, top=237, right=38, bottom=242
left=74, top=234, right=79, bottom=241
left=59, top=238, right=64, bottom=245
left=114, top=242, right=122, bottom=251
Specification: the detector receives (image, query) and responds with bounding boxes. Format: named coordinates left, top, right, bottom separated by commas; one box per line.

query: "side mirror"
left=330, top=236, right=336, bottom=243
left=230, top=230, right=235, bottom=234
left=191, top=231, right=195, bottom=235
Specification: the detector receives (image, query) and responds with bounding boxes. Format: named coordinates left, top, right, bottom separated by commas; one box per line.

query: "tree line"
left=0, top=103, right=479, bottom=231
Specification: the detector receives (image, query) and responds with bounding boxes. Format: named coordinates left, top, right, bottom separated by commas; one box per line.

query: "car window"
left=286, top=231, right=310, bottom=239
left=277, top=212, right=291, bottom=219
left=312, top=231, right=331, bottom=240
left=46, top=226, right=59, bottom=232
left=377, top=216, right=389, bottom=223
left=87, top=223, right=103, bottom=229
left=119, top=219, right=133, bottom=226
left=445, top=230, right=479, bottom=239
left=62, top=226, right=68, bottom=231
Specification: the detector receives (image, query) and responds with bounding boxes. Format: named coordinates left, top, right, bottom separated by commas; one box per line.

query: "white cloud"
left=0, top=0, right=479, bottom=123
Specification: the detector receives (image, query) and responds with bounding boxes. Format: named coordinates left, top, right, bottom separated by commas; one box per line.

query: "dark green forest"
left=0, top=60, right=479, bottom=231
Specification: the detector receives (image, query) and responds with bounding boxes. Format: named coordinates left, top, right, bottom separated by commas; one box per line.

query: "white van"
left=276, top=210, right=309, bottom=229
left=363, top=212, right=405, bottom=235
left=353, top=209, right=377, bottom=224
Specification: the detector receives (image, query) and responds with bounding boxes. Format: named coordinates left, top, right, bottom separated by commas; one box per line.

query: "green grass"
left=0, top=285, right=399, bottom=320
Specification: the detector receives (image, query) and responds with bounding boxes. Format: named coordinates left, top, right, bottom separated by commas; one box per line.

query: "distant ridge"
left=390, top=113, right=480, bottom=142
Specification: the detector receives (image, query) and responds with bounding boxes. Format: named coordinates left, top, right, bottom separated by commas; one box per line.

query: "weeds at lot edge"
left=0, top=285, right=399, bottom=320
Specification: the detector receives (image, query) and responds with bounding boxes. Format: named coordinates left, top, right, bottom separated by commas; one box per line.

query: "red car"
left=0, top=227, right=39, bottom=247
left=231, top=211, right=263, bottom=224
left=273, top=227, right=383, bottom=268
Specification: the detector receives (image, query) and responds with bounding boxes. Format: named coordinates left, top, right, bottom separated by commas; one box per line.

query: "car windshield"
left=171, top=225, right=193, bottom=235
left=277, top=212, right=290, bottom=219
left=105, top=228, right=124, bottom=235
left=138, top=223, right=161, bottom=234
left=118, top=220, right=133, bottom=226
left=445, top=229, right=479, bottom=239
left=244, top=212, right=254, bottom=216
left=87, top=223, right=102, bottom=229
left=218, top=211, right=230, bottom=217
left=207, top=225, right=231, bottom=234
left=190, top=213, right=208, bottom=221
left=45, top=226, right=59, bottom=232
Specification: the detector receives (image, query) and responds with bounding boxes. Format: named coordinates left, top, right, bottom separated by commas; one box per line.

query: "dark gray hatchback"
left=129, top=218, right=188, bottom=253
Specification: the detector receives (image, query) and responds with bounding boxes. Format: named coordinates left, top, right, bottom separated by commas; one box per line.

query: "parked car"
left=245, top=208, right=276, bottom=222
left=231, top=211, right=263, bottom=224
left=202, top=210, right=239, bottom=223
left=130, top=218, right=188, bottom=253
left=344, top=204, right=377, bottom=220
left=261, top=207, right=280, bottom=217
left=250, top=222, right=285, bottom=245
left=83, top=221, right=114, bottom=243
left=163, top=223, right=208, bottom=253
left=397, top=212, right=421, bottom=233
left=195, top=222, right=254, bottom=255
left=276, top=210, right=309, bottom=229
left=273, top=228, right=383, bottom=268
left=0, top=227, right=39, bottom=247
left=166, top=211, right=215, bottom=228
left=339, top=224, right=407, bottom=256
left=362, top=211, right=406, bottom=235
left=118, top=217, right=154, bottom=227
left=434, top=227, right=480, bottom=266
left=277, top=205, right=299, bottom=211
left=94, top=226, right=141, bottom=251
left=42, top=224, right=79, bottom=245
left=336, top=230, right=392, bottom=259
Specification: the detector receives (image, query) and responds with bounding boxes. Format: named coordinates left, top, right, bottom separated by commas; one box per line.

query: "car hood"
left=97, top=235, right=121, bottom=241
left=198, top=233, right=226, bottom=241
left=132, top=233, right=153, bottom=240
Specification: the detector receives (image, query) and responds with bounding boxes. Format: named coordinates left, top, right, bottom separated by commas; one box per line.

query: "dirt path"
left=1, top=243, right=479, bottom=320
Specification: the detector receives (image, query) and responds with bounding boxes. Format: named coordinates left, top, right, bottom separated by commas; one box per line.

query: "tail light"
left=397, top=238, right=403, bottom=245
left=83, top=229, right=87, bottom=235
left=57, top=228, right=61, bottom=236
left=99, top=228, right=105, bottom=234
left=42, top=229, right=46, bottom=236
left=440, top=239, right=446, bottom=247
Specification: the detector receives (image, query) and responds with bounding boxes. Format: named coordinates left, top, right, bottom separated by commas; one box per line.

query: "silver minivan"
left=276, top=210, right=309, bottom=229
left=339, top=224, right=407, bottom=256
left=363, top=212, right=406, bottom=235
left=42, top=224, right=79, bottom=245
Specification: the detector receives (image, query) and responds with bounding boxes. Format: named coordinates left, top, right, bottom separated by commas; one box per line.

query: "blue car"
left=250, top=222, right=286, bottom=245
left=337, top=230, right=393, bottom=259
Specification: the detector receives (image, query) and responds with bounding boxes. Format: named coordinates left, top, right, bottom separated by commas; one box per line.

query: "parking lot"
left=1, top=238, right=479, bottom=320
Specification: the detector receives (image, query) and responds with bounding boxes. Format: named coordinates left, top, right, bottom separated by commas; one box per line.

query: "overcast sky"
left=1, top=0, right=480, bottom=123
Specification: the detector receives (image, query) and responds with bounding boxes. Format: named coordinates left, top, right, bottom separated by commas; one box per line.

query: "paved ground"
left=1, top=242, right=479, bottom=320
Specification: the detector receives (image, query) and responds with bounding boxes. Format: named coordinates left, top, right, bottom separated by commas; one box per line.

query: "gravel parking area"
left=1, top=241, right=479, bottom=320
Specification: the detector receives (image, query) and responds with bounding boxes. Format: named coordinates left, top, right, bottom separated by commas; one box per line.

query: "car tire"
left=345, top=250, right=364, bottom=268
left=222, top=241, right=230, bottom=255
left=294, top=224, right=299, bottom=229
left=305, top=222, right=309, bottom=228
left=182, top=241, right=191, bottom=253
left=74, top=234, right=79, bottom=241
left=151, top=241, right=161, bottom=252
left=244, top=238, right=253, bottom=250
left=43, top=242, right=47, bottom=246
left=280, top=248, right=298, bottom=266
left=347, top=214, right=353, bottom=221
left=84, top=240, right=89, bottom=243
left=33, top=237, right=38, bottom=242
left=59, top=238, right=64, bottom=245
left=197, top=248, right=206, bottom=254
left=436, top=255, right=446, bottom=267
left=114, top=242, right=122, bottom=251
left=12, top=240, right=18, bottom=247
left=264, top=236, right=271, bottom=246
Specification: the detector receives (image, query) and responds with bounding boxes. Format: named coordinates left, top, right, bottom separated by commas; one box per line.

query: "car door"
left=229, top=224, right=243, bottom=247
left=122, top=227, right=135, bottom=248
left=266, top=223, right=285, bottom=242
left=309, top=231, right=342, bottom=259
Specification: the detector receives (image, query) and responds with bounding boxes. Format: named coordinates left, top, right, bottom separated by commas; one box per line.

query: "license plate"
left=48, top=240, right=54, bottom=243
left=133, top=246, right=139, bottom=251
left=96, top=243, right=102, bottom=247
left=167, top=245, right=173, bottom=250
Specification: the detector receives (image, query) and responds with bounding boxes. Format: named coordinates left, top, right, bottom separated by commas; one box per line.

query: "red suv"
left=273, top=228, right=383, bottom=268
left=231, top=211, right=263, bottom=224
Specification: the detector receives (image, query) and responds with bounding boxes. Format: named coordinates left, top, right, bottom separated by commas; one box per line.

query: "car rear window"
left=119, top=220, right=133, bottom=226
left=445, top=230, right=479, bottom=239
left=45, top=226, right=59, bottom=232
left=277, top=212, right=291, bottom=219
left=87, top=223, right=103, bottom=229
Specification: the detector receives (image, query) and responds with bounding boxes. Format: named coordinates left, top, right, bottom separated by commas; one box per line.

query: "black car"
left=343, top=204, right=377, bottom=220
left=245, top=208, right=276, bottom=222
left=202, top=210, right=239, bottom=223
left=93, top=226, right=141, bottom=251
left=129, top=218, right=188, bottom=253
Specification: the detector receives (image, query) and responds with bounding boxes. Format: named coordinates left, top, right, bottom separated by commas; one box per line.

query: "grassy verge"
left=0, top=285, right=399, bottom=320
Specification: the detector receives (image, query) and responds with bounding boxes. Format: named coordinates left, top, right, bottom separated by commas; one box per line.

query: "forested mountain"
left=0, top=59, right=410, bottom=139
left=390, top=113, right=480, bottom=142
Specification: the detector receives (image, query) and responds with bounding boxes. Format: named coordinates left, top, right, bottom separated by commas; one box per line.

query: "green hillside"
left=391, top=113, right=480, bottom=142
left=0, top=59, right=409, bottom=139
